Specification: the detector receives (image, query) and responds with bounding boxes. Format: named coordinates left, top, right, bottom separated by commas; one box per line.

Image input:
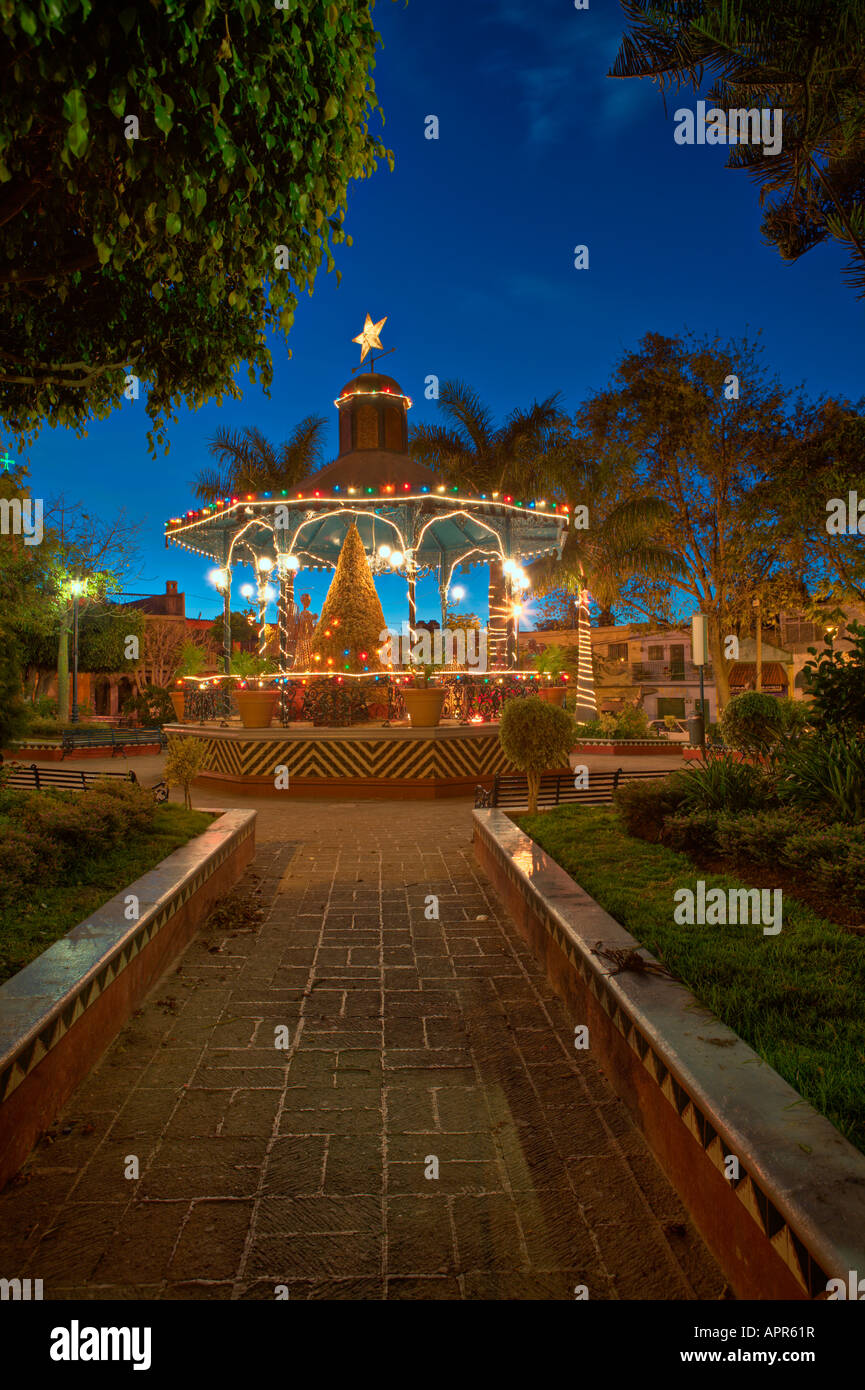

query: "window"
left=657, top=697, right=685, bottom=719
left=783, top=619, right=821, bottom=644
left=647, top=645, right=664, bottom=661
left=356, top=403, right=378, bottom=450
left=608, top=642, right=628, bottom=660
left=384, top=406, right=403, bottom=451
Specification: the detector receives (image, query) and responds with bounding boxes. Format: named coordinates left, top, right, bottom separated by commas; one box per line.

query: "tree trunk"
left=574, top=587, right=598, bottom=723
left=707, top=614, right=731, bottom=713
left=57, top=615, right=70, bottom=721
left=527, top=768, right=540, bottom=815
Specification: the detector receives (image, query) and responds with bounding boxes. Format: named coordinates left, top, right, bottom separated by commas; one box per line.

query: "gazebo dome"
left=337, top=372, right=404, bottom=399
left=333, top=370, right=412, bottom=460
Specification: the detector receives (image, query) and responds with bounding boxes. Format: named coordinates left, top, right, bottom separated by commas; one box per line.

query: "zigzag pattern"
left=201, top=733, right=515, bottom=782
left=501, top=845, right=830, bottom=1300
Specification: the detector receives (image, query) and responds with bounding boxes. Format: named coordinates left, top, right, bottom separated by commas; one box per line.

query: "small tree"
left=720, top=691, right=783, bottom=753
left=498, top=697, right=574, bottom=814
left=164, top=736, right=208, bottom=810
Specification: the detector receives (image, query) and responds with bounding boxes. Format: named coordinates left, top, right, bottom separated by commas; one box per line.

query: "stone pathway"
left=0, top=800, right=726, bottom=1299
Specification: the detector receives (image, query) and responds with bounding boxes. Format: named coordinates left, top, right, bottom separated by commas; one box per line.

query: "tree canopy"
left=612, top=0, right=865, bottom=297
left=0, top=0, right=393, bottom=453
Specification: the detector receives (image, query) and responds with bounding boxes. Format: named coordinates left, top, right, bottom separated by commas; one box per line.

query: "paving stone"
left=0, top=799, right=724, bottom=1302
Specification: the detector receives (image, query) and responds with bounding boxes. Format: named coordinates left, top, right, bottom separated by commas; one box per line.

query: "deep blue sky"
left=17, top=0, right=862, bottom=628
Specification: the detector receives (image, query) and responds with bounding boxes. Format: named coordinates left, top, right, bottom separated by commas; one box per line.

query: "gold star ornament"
left=352, top=313, right=387, bottom=363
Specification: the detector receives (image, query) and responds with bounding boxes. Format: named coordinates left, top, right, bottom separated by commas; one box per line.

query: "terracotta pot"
left=403, top=687, right=446, bottom=728
left=169, top=691, right=186, bottom=721
left=538, top=687, right=566, bottom=707
left=234, top=689, right=279, bottom=729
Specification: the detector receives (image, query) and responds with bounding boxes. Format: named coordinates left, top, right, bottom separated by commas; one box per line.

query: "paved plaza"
left=0, top=791, right=726, bottom=1299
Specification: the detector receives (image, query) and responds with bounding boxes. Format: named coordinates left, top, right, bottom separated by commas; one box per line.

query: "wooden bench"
left=1, top=762, right=169, bottom=802
left=474, top=767, right=672, bottom=809
left=60, top=727, right=167, bottom=758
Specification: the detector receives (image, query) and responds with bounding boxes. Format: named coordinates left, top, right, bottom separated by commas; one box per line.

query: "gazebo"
left=165, top=350, right=567, bottom=675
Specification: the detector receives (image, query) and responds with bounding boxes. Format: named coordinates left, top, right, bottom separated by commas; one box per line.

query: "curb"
left=0, top=809, right=256, bottom=1190
left=473, top=807, right=865, bottom=1300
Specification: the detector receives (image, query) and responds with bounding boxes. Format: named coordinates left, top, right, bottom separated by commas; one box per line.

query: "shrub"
left=777, top=731, right=865, bottom=822
left=614, top=704, right=652, bottom=739
left=780, top=823, right=865, bottom=905
left=659, top=809, right=721, bottom=856
left=715, top=809, right=818, bottom=865
left=801, top=620, right=865, bottom=731
left=165, top=736, right=210, bottom=810
left=612, top=777, right=686, bottom=842
left=498, top=697, right=574, bottom=813
left=670, top=754, right=776, bottom=813
left=0, top=827, right=43, bottom=906
left=88, top=779, right=156, bottom=834
left=122, top=684, right=174, bottom=727
left=720, top=691, right=783, bottom=752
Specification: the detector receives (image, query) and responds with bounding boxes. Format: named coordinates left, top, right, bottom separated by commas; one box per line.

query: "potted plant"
left=230, top=651, right=279, bottom=728
left=533, top=644, right=568, bottom=706
left=170, top=643, right=206, bottom=721
left=402, top=663, right=446, bottom=728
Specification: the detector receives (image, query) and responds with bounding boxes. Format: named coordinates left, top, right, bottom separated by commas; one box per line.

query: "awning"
left=729, top=662, right=789, bottom=691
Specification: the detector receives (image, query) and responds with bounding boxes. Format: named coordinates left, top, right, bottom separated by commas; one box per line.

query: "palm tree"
left=525, top=426, right=685, bottom=720
left=190, top=415, right=327, bottom=666
left=191, top=415, right=328, bottom=501
left=410, top=382, right=563, bottom=665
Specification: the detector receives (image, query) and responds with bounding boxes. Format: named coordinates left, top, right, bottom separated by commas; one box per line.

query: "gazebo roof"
left=294, top=448, right=446, bottom=495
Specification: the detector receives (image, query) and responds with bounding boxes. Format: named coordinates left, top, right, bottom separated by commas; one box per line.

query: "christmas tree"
left=309, top=522, right=387, bottom=673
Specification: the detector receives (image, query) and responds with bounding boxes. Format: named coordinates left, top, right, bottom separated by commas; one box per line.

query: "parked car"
left=648, top=717, right=690, bottom=742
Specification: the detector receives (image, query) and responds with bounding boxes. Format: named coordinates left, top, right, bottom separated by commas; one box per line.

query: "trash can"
left=688, top=714, right=705, bottom=748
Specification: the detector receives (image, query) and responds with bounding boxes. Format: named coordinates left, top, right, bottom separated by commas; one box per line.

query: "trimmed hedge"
left=0, top=780, right=157, bottom=906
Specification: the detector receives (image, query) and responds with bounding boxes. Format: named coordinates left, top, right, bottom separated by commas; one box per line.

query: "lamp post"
left=209, top=568, right=232, bottom=717
left=255, top=556, right=274, bottom=660
left=69, top=579, right=86, bottom=724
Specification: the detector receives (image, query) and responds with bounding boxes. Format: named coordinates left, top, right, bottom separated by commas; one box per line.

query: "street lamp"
left=69, top=579, right=86, bottom=724
left=209, top=566, right=232, bottom=714
left=254, top=557, right=275, bottom=660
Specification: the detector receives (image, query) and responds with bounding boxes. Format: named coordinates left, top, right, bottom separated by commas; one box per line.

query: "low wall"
left=572, top=740, right=686, bottom=757
left=0, top=809, right=256, bottom=1190
left=168, top=722, right=518, bottom=799
left=473, top=808, right=865, bottom=1300
left=5, top=742, right=164, bottom=762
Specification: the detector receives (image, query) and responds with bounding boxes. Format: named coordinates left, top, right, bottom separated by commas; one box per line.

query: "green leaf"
left=166, top=212, right=182, bottom=236
left=67, top=122, right=89, bottom=159
left=324, top=95, right=339, bottom=121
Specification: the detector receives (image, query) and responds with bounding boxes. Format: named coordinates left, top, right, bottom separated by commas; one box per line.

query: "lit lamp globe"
left=389, top=551, right=404, bottom=569
left=378, top=544, right=392, bottom=559
left=451, top=585, right=466, bottom=602
left=257, top=556, right=274, bottom=575
left=280, top=554, right=300, bottom=573
left=240, top=583, right=255, bottom=600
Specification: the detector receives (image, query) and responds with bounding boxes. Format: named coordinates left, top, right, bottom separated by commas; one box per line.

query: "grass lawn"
left=517, top=805, right=865, bottom=1155
left=0, top=805, right=213, bottom=986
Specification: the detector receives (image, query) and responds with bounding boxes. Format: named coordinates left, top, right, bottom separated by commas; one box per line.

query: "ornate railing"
left=178, top=673, right=546, bottom=729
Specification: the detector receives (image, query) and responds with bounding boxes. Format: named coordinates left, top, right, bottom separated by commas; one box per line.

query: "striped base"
left=169, top=726, right=522, bottom=798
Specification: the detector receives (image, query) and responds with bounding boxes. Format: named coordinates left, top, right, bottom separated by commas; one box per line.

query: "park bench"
left=1, top=761, right=169, bottom=802
left=474, top=766, right=672, bottom=809
left=60, top=727, right=167, bottom=758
